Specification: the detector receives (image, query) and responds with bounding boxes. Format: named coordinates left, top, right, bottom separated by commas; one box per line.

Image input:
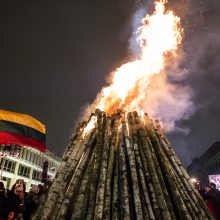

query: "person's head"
left=14, top=184, right=24, bottom=196
left=29, top=185, right=39, bottom=194
left=11, top=179, right=26, bottom=192
left=209, top=182, right=216, bottom=189
left=205, top=185, right=212, bottom=193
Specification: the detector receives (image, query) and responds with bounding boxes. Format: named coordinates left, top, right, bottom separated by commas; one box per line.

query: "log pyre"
left=34, top=110, right=213, bottom=220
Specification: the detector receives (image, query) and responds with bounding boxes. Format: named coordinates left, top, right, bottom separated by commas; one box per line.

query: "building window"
left=39, top=156, right=43, bottom=167
left=29, top=151, right=33, bottom=163
left=2, top=159, right=16, bottom=173
left=31, top=152, right=35, bottom=164
left=32, top=153, right=36, bottom=165
left=25, top=149, right=30, bottom=161
left=18, top=165, right=30, bottom=178
left=32, top=170, right=42, bottom=181
left=0, top=158, right=4, bottom=168
left=35, top=154, right=38, bottom=166
left=18, top=148, right=23, bottom=159
left=21, top=149, right=26, bottom=159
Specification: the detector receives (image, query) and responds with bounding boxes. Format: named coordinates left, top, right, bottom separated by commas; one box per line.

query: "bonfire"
left=34, top=1, right=213, bottom=219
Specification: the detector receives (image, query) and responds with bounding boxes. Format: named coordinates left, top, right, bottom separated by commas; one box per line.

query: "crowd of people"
left=0, top=178, right=220, bottom=219
left=0, top=179, right=49, bottom=220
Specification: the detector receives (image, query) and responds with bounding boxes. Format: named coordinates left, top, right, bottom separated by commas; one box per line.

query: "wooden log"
left=63, top=121, right=88, bottom=157
left=139, top=117, right=176, bottom=219
left=151, top=129, right=198, bottom=219
left=32, top=120, right=90, bottom=220
left=112, top=141, right=119, bottom=220
left=140, top=121, right=175, bottom=219
left=86, top=111, right=105, bottom=220
left=56, top=130, right=96, bottom=219
left=70, top=147, right=95, bottom=220
left=35, top=124, right=88, bottom=220
left=158, top=136, right=203, bottom=217
left=129, top=117, right=157, bottom=220
left=34, top=110, right=214, bottom=220
left=127, top=113, right=150, bottom=219
left=103, top=113, right=121, bottom=219
left=124, top=112, right=143, bottom=220
left=118, top=130, right=131, bottom=220
left=94, top=116, right=111, bottom=220
left=136, top=131, right=161, bottom=219
left=133, top=115, right=165, bottom=219
left=144, top=116, right=192, bottom=220
left=137, top=138, right=156, bottom=220
left=154, top=124, right=213, bottom=219
left=52, top=129, right=96, bottom=219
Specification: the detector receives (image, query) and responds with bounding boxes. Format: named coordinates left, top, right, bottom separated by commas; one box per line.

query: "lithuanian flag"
left=0, top=109, right=46, bottom=152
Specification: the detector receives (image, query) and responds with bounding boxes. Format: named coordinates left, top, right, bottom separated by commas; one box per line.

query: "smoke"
left=165, top=0, right=220, bottom=165
left=166, top=0, right=220, bottom=113
left=129, top=0, right=154, bottom=56
left=141, top=71, right=195, bottom=133
left=140, top=0, right=220, bottom=165
left=127, top=1, right=195, bottom=133
left=129, top=8, right=148, bottom=57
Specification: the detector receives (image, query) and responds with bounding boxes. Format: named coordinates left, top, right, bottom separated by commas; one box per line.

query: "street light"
left=190, top=178, right=197, bottom=183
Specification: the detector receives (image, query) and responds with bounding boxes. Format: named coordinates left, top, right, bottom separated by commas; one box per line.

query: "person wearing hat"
left=205, top=184, right=220, bottom=219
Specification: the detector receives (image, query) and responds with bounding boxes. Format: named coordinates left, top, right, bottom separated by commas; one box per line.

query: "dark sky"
left=0, top=0, right=219, bottom=167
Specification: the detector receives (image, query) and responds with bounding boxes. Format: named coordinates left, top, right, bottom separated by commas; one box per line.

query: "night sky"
left=0, top=0, right=219, bottom=167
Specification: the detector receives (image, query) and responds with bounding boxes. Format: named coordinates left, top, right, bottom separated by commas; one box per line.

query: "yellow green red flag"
left=0, top=109, right=46, bottom=152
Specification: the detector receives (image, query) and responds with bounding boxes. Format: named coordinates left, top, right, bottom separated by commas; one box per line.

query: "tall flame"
left=94, top=1, right=182, bottom=114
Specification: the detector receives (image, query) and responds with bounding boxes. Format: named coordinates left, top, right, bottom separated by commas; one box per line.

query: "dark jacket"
left=4, top=190, right=20, bottom=219
left=23, top=191, right=39, bottom=220
left=205, top=189, right=220, bottom=220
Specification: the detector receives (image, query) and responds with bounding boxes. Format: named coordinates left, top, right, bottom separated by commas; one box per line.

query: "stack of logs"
left=34, top=110, right=213, bottom=220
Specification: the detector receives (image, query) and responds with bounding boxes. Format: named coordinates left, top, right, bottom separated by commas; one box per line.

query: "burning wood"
left=34, top=110, right=213, bottom=220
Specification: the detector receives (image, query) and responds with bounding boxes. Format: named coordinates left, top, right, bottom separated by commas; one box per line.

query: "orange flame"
left=82, top=116, right=97, bottom=138
left=94, top=1, right=182, bottom=114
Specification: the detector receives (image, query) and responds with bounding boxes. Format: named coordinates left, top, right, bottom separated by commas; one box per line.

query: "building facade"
left=187, top=142, right=220, bottom=186
left=0, top=145, right=61, bottom=191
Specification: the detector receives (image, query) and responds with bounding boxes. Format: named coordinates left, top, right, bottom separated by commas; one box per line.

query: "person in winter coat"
left=5, top=181, right=26, bottom=220
left=23, top=186, right=39, bottom=220
left=4, top=187, right=20, bottom=220
left=205, top=184, right=220, bottom=220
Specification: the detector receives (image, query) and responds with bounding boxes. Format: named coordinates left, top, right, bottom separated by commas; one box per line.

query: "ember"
left=34, top=110, right=212, bottom=220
